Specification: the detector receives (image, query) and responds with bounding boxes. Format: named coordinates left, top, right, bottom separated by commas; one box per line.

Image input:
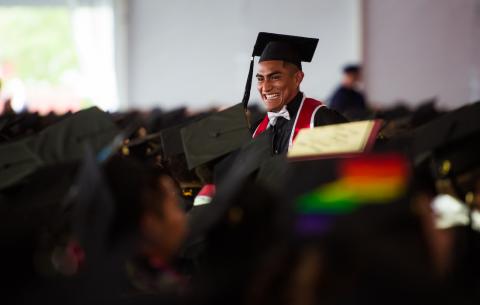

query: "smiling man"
left=245, top=32, right=347, bottom=154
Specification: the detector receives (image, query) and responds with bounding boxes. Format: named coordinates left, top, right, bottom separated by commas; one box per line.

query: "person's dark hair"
left=343, top=64, right=361, bottom=74
left=103, top=155, right=170, bottom=245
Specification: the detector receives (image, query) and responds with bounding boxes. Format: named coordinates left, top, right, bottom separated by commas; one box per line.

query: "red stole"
left=252, top=96, right=324, bottom=148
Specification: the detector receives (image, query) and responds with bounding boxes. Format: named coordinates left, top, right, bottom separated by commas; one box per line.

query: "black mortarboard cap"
left=0, top=141, right=43, bottom=190
left=161, top=124, right=186, bottom=157
left=242, top=32, right=319, bottom=108
left=180, top=103, right=251, bottom=170
left=160, top=112, right=211, bottom=158
left=411, top=101, right=480, bottom=193
left=0, top=107, right=121, bottom=191
left=412, top=101, right=480, bottom=169
left=213, top=131, right=273, bottom=184
left=25, top=107, right=119, bottom=165
left=255, top=32, right=318, bottom=68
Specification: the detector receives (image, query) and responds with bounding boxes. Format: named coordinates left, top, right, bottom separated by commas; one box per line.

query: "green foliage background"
left=0, top=7, right=79, bottom=85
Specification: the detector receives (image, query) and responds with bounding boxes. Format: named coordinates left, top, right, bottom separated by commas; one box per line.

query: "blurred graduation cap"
left=25, top=107, right=119, bottom=165
left=408, top=97, right=440, bottom=128
left=159, top=111, right=212, bottom=158
left=0, top=141, right=43, bottom=190
left=181, top=103, right=251, bottom=170
left=242, top=32, right=319, bottom=107
left=0, top=107, right=121, bottom=192
left=411, top=101, right=480, bottom=200
left=213, top=131, right=273, bottom=183
left=211, top=130, right=291, bottom=192
left=161, top=124, right=187, bottom=158
left=160, top=122, right=191, bottom=158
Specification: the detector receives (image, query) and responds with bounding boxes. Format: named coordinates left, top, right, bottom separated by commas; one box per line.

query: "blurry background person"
left=103, top=155, right=188, bottom=295
left=329, top=64, right=370, bottom=120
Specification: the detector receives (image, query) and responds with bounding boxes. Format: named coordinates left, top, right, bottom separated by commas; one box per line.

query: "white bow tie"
left=267, top=106, right=290, bottom=127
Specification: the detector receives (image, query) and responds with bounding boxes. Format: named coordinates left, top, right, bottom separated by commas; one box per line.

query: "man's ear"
left=295, top=70, right=304, bottom=87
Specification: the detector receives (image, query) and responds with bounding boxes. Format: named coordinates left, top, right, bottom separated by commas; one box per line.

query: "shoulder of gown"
left=313, top=106, right=349, bottom=126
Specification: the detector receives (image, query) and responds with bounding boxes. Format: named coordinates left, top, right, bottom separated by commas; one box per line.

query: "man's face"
left=350, top=72, right=361, bottom=83
left=256, top=60, right=304, bottom=112
left=141, top=176, right=187, bottom=260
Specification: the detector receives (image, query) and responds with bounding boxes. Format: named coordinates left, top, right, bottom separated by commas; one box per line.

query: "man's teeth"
left=265, top=93, right=280, bottom=100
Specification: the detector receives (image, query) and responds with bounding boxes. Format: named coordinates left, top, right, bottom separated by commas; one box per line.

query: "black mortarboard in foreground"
left=242, top=32, right=319, bottom=108
left=25, top=107, right=119, bottom=165
left=213, top=131, right=273, bottom=184
left=181, top=103, right=251, bottom=170
left=0, top=141, right=43, bottom=190
left=0, top=107, right=119, bottom=191
left=159, top=112, right=211, bottom=158
left=212, top=132, right=290, bottom=192
left=161, top=124, right=187, bottom=158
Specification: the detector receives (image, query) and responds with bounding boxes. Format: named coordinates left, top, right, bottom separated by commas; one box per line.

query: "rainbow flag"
left=296, top=154, right=410, bottom=235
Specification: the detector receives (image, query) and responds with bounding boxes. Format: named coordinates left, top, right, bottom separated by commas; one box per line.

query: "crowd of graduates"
left=0, top=95, right=479, bottom=305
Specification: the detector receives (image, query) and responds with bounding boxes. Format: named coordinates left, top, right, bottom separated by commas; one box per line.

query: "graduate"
left=243, top=32, right=347, bottom=154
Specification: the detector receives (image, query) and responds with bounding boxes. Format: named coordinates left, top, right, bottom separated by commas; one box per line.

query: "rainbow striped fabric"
left=295, top=154, right=410, bottom=235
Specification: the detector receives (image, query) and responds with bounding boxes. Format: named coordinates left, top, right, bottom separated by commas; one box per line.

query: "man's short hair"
left=343, top=64, right=361, bottom=74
